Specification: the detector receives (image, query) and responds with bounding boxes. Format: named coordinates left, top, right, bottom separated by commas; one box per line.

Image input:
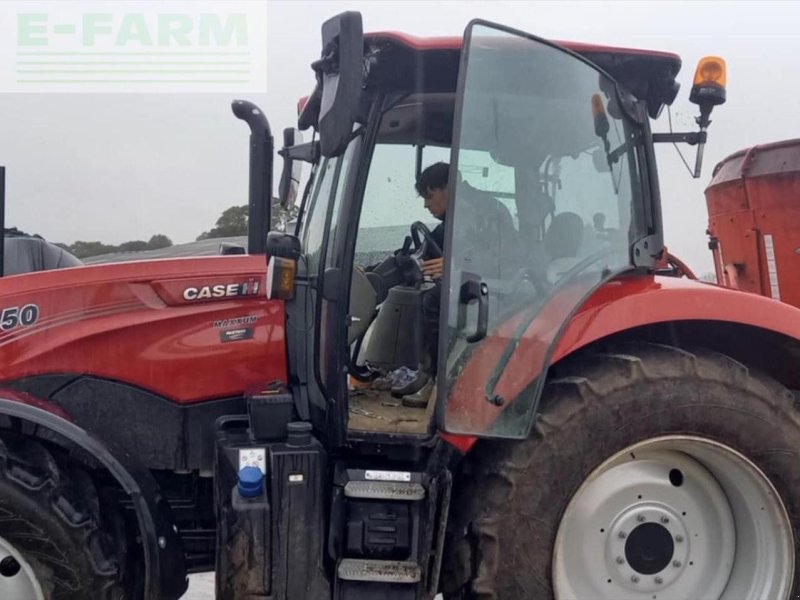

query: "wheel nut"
left=673, top=560, right=682, bottom=568
left=655, top=577, right=663, bottom=585
left=661, top=516, right=669, bottom=524
left=637, top=515, right=646, bottom=522
left=631, top=575, right=640, bottom=583
left=675, top=535, right=684, bottom=543
left=616, top=556, right=625, bottom=564
left=618, top=530, right=627, bottom=539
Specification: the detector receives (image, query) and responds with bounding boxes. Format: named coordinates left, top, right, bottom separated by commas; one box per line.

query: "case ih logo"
left=183, top=280, right=259, bottom=302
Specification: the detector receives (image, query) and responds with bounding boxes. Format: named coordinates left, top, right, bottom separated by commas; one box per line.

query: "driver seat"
left=544, top=212, right=584, bottom=283
left=357, top=283, right=426, bottom=371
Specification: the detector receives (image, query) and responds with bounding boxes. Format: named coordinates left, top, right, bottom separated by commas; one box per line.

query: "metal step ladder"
left=330, top=466, right=451, bottom=600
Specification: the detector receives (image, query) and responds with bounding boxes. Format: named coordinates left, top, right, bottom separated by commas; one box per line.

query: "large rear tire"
left=0, top=434, right=126, bottom=599
left=441, top=342, right=800, bottom=599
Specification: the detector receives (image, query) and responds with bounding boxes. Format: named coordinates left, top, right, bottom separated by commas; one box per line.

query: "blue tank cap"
left=237, top=466, right=263, bottom=498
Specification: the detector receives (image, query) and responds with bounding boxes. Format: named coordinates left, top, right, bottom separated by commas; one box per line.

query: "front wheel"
left=442, top=342, right=799, bottom=599
left=0, top=435, right=126, bottom=600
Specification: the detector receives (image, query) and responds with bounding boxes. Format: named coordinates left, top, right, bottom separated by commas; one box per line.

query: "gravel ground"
left=185, top=573, right=216, bottom=600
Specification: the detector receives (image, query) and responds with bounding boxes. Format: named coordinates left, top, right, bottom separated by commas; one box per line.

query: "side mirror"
left=316, top=12, right=363, bottom=157
left=278, top=128, right=304, bottom=208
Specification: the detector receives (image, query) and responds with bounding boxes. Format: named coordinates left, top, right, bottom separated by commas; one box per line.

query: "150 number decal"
left=1, top=304, right=39, bottom=331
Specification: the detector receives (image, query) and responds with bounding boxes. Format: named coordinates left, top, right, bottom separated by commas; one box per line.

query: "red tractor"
left=1, top=11, right=799, bottom=600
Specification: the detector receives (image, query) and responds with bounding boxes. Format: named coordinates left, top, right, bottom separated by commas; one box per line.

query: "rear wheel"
left=441, top=342, right=800, bottom=599
left=0, top=435, right=126, bottom=599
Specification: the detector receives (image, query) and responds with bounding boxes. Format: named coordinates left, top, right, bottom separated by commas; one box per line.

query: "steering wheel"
left=409, top=221, right=443, bottom=261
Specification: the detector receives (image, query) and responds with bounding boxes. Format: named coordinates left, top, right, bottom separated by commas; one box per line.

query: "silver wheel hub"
left=606, top=504, right=691, bottom=592
left=553, top=436, right=793, bottom=600
left=0, top=535, right=44, bottom=600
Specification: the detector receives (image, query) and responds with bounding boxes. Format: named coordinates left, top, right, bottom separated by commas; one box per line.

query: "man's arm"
left=421, top=221, right=446, bottom=280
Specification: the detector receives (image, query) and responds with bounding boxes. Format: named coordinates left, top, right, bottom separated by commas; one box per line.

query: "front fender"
left=551, top=275, right=800, bottom=361
left=0, top=390, right=187, bottom=600
left=443, top=275, right=800, bottom=452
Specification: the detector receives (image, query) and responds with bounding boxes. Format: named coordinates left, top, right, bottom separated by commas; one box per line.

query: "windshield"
left=442, top=24, right=646, bottom=437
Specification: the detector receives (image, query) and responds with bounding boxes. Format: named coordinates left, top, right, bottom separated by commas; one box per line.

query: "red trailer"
left=705, top=139, right=800, bottom=306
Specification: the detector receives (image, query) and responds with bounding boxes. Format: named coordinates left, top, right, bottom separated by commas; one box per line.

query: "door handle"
left=459, top=278, right=489, bottom=343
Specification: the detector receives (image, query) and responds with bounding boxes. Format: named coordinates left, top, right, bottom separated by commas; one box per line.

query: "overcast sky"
left=1, top=0, right=798, bottom=275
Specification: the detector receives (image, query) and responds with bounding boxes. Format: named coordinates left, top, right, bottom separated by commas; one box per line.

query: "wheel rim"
left=0, top=535, right=45, bottom=600
left=552, top=435, right=794, bottom=600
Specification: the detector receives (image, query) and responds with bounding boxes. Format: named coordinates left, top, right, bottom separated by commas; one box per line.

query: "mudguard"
left=443, top=274, right=800, bottom=452
left=0, top=390, right=187, bottom=600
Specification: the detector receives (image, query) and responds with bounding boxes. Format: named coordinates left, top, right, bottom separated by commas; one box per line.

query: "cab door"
left=439, top=22, right=649, bottom=438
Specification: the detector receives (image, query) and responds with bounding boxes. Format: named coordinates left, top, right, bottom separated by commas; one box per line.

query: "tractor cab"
left=276, top=14, right=722, bottom=447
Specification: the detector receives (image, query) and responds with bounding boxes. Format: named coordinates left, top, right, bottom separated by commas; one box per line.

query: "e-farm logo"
left=2, top=1, right=267, bottom=93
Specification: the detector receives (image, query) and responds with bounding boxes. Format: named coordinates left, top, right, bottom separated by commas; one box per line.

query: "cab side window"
left=355, top=143, right=449, bottom=269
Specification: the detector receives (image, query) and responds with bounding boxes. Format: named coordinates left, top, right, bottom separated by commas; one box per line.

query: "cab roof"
left=368, top=31, right=681, bottom=61
left=363, top=31, right=682, bottom=119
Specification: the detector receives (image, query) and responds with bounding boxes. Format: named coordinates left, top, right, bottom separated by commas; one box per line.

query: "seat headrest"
left=544, top=212, right=584, bottom=259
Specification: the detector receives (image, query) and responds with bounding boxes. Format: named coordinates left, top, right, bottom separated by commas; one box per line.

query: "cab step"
left=331, top=464, right=452, bottom=600
left=344, top=480, right=426, bottom=501
left=337, top=558, right=421, bottom=583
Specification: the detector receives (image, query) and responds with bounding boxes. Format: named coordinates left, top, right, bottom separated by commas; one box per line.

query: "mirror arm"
left=653, top=130, right=709, bottom=179
left=652, top=131, right=707, bottom=146
left=692, top=134, right=707, bottom=179
left=280, top=141, right=320, bottom=164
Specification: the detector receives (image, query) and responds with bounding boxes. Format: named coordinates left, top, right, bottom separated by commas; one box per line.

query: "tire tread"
left=0, top=434, right=126, bottom=599
left=441, top=342, right=800, bottom=599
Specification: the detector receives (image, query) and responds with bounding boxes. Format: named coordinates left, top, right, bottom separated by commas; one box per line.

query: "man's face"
left=422, top=187, right=448, bottom=220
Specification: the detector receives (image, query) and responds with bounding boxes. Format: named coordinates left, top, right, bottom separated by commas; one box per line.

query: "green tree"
left=118, top=240, right=149, bottom=252
left=147, top=234, right=172, bottom=249
left=197, top=205, right=248, bottom=240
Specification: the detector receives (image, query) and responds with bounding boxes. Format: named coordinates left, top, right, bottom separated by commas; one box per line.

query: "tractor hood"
left=0, top=254, right=268, bottom=301
left=0, top=254, right=285, bottom=405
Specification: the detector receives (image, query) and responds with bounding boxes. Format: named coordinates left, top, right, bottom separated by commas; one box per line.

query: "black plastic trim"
left=6, top=375, right=245, bottom=472
left=638, top=110, right=665, bottom=266
left=326, top=95, right=387, bottom=447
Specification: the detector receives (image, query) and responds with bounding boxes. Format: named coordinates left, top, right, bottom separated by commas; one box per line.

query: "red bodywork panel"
left=705, top=139, right=800, bottom=308
left=442, top=274, right=800, bottom=452
left=0, top=256, right=286, bottom=404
